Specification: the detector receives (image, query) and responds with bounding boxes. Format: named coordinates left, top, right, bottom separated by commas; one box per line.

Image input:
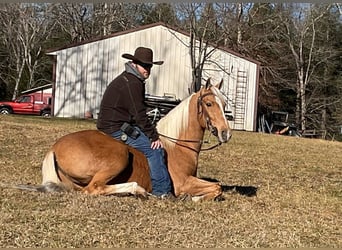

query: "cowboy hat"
left=122, top=47, right=164, bottom=65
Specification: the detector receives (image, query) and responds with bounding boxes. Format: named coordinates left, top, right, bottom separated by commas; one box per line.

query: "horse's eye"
left=206, top=102, right=212, bottom=107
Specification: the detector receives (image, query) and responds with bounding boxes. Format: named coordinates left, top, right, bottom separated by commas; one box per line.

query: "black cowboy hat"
left=122, top=47, right=164, bottom=65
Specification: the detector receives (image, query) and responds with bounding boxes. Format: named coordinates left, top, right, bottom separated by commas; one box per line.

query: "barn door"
left=233, top=70, right=248, bottom=130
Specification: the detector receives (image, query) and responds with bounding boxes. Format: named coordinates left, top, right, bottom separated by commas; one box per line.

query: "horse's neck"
left=157, top=93, right=204, bottom=149
left=183, top=93, right=205, bottom=140
left=174, top=93, right=205, bottom=153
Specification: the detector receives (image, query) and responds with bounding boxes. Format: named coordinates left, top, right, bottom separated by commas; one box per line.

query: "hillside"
left=0, top=115, right=341, bottom=247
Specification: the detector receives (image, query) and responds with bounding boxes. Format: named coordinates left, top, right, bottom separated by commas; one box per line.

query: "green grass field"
left=0, top=115, right=341, bottom=247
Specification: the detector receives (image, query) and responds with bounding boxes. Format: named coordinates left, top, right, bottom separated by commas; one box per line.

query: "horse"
left=14, top=78, right=232, bottom=201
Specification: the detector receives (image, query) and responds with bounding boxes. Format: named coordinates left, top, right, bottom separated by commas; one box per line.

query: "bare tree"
left=0, top=3, right=56, bottom=99
left=52, top=3, right=148, bottom=40
left=51, top=3, right=93, bottom=42
left=175, top=3, right=223, bottom=93
left=336, top=3, right=342, bottom=15
left=92, top=3, right=139, bottom=36
left=140, top=3, right=177, bottom=25
left=0, top=4, right=24, bottom=99
left=215, top=3, right=341, bottom=136
left=216, top=3, right=289, bottom=112
left=304, top=5, right=342, bottom=135
left=279, top=3, right=333, bottom=131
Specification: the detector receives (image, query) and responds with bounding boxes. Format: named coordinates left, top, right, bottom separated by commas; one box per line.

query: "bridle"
left=197, top=91, right=220, bottom=138
left=159, top=90, right=223, bottom=152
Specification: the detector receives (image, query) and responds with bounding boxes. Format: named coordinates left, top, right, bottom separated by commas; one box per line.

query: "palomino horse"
left=16, top=78, right=232, bottom=201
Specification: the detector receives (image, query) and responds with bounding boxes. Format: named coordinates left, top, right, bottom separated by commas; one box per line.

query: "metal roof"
left=46, top=22, right=260, bottom=66
left=21, top=84, right=52, bottom=94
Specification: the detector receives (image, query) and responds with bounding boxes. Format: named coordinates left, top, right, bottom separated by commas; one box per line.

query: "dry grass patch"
left=0, top=115, right=341, bottom=247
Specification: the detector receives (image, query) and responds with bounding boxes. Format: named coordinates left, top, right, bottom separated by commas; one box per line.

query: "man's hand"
left=151, top=139, right=163, bottom=149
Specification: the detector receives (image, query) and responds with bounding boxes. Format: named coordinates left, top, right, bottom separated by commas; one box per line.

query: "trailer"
left=145, top=94, right=181, bottom=123
left=258, top=110, right=301, bottom=137
left=145, top=93, right=234, bottom=124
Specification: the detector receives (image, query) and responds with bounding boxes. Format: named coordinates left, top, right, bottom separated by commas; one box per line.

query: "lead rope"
left=158, top=133, right=222, bottom=152
left=201, top=141, right=222, bottom=151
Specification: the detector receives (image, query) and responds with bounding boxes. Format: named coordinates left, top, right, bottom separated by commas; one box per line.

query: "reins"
left=158, top=133, right=203, bottom=144
left=158, top=133, right=222, bottom=152
left=201, top=142, right=222, bottom=151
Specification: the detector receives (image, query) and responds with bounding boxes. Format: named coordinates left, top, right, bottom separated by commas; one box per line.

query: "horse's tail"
left=39, top=149, right=66, bottom=192
left=42, top=149, right=61, bottom=185
left=0, top=150, right=67, bottom=193
left=12, top=181, right=66, bottom=193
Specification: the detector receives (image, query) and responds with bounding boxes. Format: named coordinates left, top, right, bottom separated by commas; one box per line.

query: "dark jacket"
left=96, top=63, right=159, bottom=141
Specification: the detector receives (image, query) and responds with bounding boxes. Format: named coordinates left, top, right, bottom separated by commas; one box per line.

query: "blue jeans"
left=111, top=127, right=172, bottom=196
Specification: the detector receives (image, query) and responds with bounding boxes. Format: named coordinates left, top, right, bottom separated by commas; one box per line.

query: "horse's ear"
left=216, top=78, right=223, bottom=90
left=205, top=78, right=212, bottom=89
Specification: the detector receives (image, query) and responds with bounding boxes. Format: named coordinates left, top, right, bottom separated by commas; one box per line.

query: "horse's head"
left=197, top=78, right=232, bottom=143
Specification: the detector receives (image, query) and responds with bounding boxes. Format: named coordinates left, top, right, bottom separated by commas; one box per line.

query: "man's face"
left=135, top=62, right=153, bottom=80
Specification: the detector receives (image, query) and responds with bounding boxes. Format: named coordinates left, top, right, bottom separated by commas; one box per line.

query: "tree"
left=304, top=4, right=342, bottom=136
left=215, top=3, right=342, bottom=137
left=139, top=3, right=177, bottom=25
left=234, top=3, right=288, bottom=111
left=175, top=3, right=223, bottom=93
left=278, top=4, right=334, bottom=131
left=0, top=3, right=340, bottom=138
left=92, top=3, right=140, bottom=36
left=0, top=3, right=56, bottom=99
left=50, top=3, right=93, bottom=42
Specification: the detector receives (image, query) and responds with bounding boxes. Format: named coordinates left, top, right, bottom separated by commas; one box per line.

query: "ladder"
left=234, top=70, right=248, bottom=130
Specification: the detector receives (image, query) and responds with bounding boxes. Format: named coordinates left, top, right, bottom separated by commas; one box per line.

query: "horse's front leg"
left=178, top=176, right=222, bottom=201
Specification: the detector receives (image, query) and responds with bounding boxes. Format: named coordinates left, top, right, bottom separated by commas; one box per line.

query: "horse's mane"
left=156, top=93, right=194, bottom=148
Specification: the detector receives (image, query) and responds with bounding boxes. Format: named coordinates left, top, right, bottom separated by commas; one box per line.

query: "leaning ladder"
left=234, top=70, right=248, bottom=130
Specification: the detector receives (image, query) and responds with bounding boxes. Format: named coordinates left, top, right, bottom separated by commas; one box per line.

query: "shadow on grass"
left=201, top=177, right=258, bottom=197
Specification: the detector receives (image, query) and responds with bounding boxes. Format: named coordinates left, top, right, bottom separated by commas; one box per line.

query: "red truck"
left=0, top=91, right=52, bottom=117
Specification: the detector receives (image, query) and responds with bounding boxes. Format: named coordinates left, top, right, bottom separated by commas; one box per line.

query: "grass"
left=0, top=114, right=341, bottom=247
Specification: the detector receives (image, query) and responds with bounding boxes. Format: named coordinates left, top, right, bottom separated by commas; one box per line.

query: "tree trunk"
left=12, top=59, right=25, bottom=100
left=236, top=3, right=243, bottom=48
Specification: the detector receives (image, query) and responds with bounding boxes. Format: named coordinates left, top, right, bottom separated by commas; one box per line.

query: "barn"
left=47, top=22, right=260, bottom=131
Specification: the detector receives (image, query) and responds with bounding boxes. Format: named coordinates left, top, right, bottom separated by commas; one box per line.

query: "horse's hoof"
left=214, top=194, right=225, bottom=202
left=134, top=185, right=148, bottom=197
left=134, top=193, right=149, bottom=200
left=147, top=192, right=177, bottom=201
left=177, top=193, right=192, bottom=201
left=159, top=193, right=177, bottom=201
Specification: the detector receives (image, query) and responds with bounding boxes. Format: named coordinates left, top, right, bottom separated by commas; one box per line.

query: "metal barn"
left=47, top=22, right=260, bottom=131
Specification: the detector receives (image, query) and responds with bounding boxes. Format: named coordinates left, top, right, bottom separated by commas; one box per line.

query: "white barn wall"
left=49, top=23, right=259, bottom=131
left=199, top=45, right=258, bottom=131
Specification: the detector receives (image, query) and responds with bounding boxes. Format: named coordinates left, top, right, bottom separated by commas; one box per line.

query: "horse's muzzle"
left=218, top=129, right=232, bottom=143
left=210, top=126, right=232, bottom=143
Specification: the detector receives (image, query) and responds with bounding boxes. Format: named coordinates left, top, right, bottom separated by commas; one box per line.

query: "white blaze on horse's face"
left=211, top=87, right=232, bottom=143
left=202, top=79, right=232, bottom=143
